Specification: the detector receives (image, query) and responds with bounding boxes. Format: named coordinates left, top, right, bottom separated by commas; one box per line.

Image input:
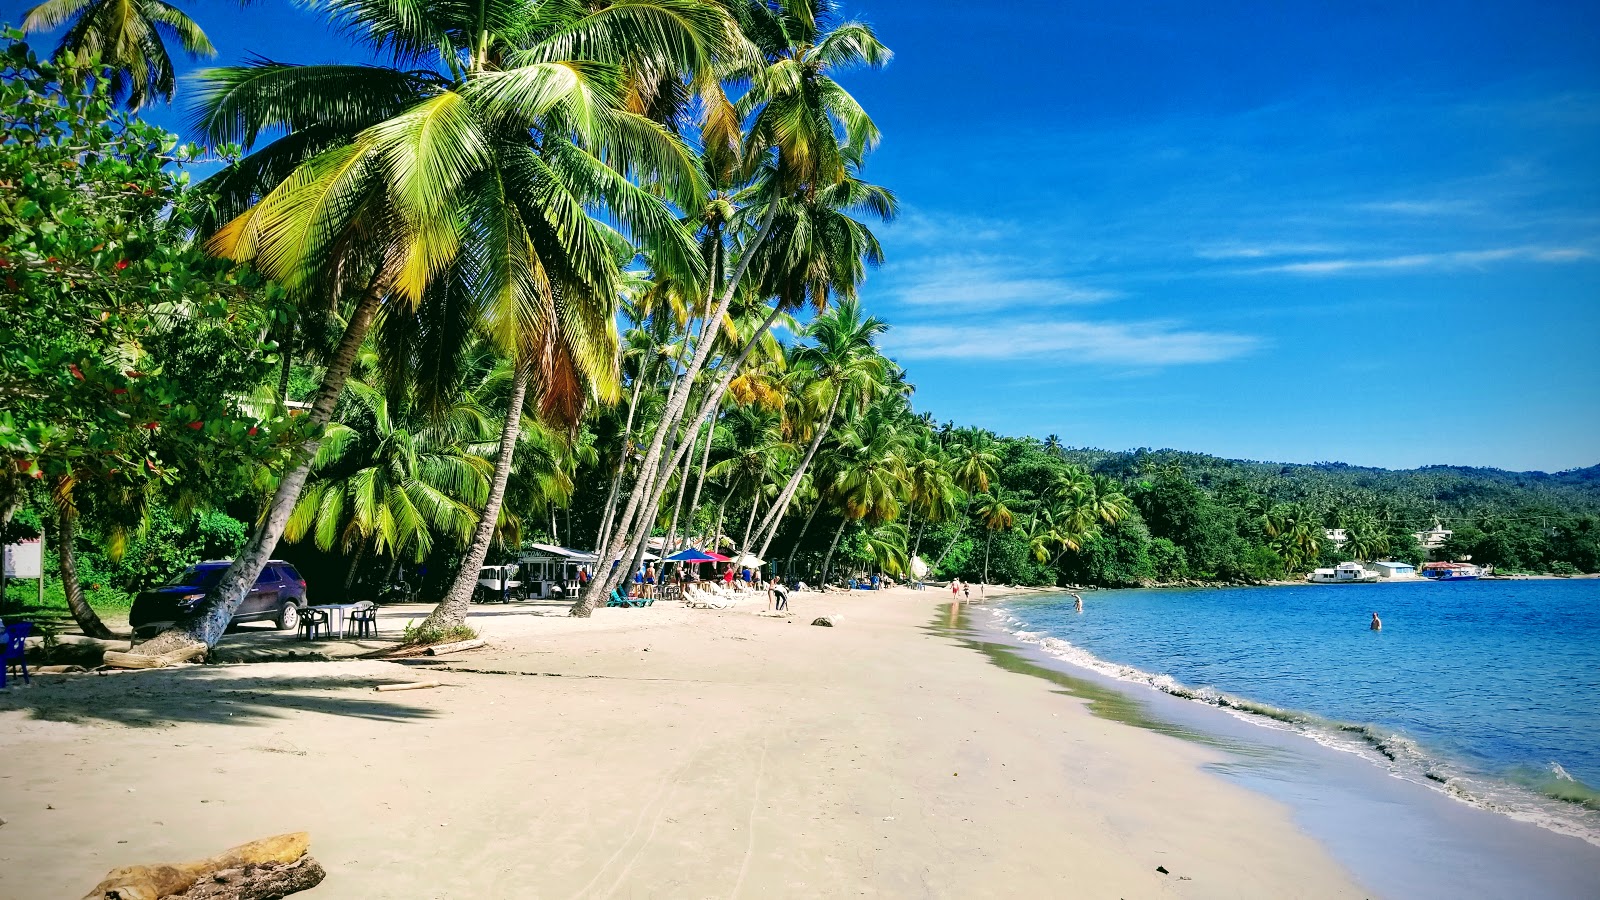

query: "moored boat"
left=1421, top=562, right=1485, bottom=581
left=1307, top=562, right=1380, bottom=584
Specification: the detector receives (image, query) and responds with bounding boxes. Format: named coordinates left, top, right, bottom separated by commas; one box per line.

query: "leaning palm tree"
left=22, top=0, right=215, bottom=108
left=752, top=295, right=891, bottom=561
left=133, top=0, right=716, bottom=654
left=576, top=0, right=892, bottom=613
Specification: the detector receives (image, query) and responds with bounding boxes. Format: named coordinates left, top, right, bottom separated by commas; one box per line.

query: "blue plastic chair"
left=2, top=621, right=31, bottom=688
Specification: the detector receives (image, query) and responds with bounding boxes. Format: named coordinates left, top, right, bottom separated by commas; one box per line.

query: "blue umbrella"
left=663, top=548, right=730, bottom=563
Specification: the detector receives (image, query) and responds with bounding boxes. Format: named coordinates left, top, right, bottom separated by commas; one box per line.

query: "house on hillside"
left=1414, top=520, right=1453, bottom=550
left=1324, top=528, right=1348, bottom=547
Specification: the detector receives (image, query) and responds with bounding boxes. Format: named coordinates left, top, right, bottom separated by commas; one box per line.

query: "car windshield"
left=168, top=567, right=227, bottom=590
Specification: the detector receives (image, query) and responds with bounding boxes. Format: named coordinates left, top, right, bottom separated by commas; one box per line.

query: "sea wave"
left=987, top=603, right=1600, bottom=847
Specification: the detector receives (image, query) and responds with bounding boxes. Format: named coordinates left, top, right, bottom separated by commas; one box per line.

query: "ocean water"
left=990, top=578, right=1600, bottom=845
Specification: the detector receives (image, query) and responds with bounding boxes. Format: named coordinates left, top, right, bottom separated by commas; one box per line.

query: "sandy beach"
left=0, top=586, right=1365, bottom=898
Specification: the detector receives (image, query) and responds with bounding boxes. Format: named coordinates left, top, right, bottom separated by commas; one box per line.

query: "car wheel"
left=277, top=602, right=302, bottom=631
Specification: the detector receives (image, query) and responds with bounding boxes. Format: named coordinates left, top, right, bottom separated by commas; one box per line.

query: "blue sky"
left=14, top=0, right=1598, bottom=471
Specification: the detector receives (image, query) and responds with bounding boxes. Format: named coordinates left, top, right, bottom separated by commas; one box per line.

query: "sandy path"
left=0, top=588, right=1364, bottom=898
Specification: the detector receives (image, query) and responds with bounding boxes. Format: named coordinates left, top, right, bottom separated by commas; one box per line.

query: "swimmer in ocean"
left=1371, top=611, right=1382, bottom=631
left=1073, top=594, right=1083, bottom=613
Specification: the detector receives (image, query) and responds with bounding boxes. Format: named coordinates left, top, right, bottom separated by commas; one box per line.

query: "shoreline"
left=970, top=588, right=1600, bottom=899
left=4, top=585, right=1368, bottom=897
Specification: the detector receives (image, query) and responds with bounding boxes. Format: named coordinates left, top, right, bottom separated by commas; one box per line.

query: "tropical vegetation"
left=3, top=7, right=1598, bottom=648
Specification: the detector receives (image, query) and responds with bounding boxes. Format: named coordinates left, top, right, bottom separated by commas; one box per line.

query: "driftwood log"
left=425, top=638, right=486, bottom=656
left=102, top=644, right=208, bottom=670
left=81, top=832, right=322, bottom=900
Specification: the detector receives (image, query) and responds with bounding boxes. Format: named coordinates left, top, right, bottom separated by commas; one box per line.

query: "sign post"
left=3, top=535, right=45, bottom=614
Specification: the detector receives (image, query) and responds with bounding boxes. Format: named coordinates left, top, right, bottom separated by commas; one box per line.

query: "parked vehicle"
left=130, top=560, right=308, bottom=637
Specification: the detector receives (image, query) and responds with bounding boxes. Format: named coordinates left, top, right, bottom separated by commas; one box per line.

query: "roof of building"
left=1371, top=561, right=1415, bottom=569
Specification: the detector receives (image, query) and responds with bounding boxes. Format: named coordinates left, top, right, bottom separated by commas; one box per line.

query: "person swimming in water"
left=1370, top=611, right=1382, bottom=631
left=1073, top=593, right=1083, bottom=613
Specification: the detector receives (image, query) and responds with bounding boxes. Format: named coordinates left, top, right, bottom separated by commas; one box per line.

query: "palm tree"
left=137, top=0, right=714, bottom=653
left=22, top=0, right=215, bottom=109
left=817, top=405, right=909, bottom=585
left=752, top=296, right=891, bottom=561
left=283, top=377, right=493, bottom=579
left=974, top=489, right=1015, bottom=587
left=930, top=432, right=1000, bottom=575
left=578, top=0, right=892, bottom=613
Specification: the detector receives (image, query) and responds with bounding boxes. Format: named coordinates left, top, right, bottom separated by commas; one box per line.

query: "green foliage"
left=0, top=34, right=293, bottom=511
left=400, top=619, right=477, bottom=647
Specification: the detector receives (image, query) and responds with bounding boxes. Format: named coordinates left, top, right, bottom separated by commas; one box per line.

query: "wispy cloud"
left=1250, top=245, right=1596, bottom=275
left=1194, top=242, right=1343, bottom=260
left=883, top=254, right=1120, bottom=311
left=884, top=320, right=1259, bottom=365
left=1354, top=199, right=1483, bottom=217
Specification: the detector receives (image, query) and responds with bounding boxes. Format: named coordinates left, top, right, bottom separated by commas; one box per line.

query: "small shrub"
left=399, top=619, right=478, bottom=647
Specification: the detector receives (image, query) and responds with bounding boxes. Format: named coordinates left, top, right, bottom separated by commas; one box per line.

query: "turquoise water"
left=993, top=578, right=1600, bottom=843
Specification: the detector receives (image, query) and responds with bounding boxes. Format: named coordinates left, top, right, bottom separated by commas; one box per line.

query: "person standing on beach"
left=768, top=575, right=789, bottom=613
left=1371, top=611, right=1382, bottom=631
left=962, top=582, right=970, bottom=600
left=951, top=580, right=960, bottom=598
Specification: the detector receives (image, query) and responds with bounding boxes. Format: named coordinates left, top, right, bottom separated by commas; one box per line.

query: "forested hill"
left=1051, top=449, right=1600, bottom=520
left=893, top=434, right=1600, bottom=588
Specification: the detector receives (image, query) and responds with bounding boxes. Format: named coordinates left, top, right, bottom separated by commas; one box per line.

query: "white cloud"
left=1251, top=245, right=1595, bottom=275
left=884, top=255, right=1120, bottom=311
left=883, top=320, right=1259, bottom=366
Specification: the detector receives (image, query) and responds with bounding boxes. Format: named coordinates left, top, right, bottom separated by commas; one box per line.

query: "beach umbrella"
left=664, top=548, right=731, bottom=563
left=910, top=555, right=929, bottom=578
left=734, top=553, right=765, bottom=567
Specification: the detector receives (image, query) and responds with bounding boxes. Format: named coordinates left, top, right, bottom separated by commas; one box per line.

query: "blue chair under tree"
left=2, top=621, right=32, bottom=687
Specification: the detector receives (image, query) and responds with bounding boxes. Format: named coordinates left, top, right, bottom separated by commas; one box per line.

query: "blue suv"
left=130, top=560, right=309, bottom=637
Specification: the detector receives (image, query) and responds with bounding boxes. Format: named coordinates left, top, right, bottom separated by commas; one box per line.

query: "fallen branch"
left=425, top=638, right=486, bottom=656
left=375, top=681, right=441, bottom=692
left=81, top=832, right=318, bottom=900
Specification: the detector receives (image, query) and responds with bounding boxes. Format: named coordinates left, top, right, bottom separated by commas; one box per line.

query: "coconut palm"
left=752, top=295, right=891, bottom=561
left=22, top=0, right=215, bottom=109
left=816, top=405, right=909, bottom=585
left=930, top=432, right=1001, bottom=574
left=283, top=377, right=493, bottom=577
left=138, top=0, right=716, bottom=652
left=973, top=489, right=1016, bottom=587
left=578, top=0, right=892, bottom=612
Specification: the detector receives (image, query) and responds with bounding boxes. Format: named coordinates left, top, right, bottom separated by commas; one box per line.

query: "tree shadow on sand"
left=0, top=667, right=441, bottom=729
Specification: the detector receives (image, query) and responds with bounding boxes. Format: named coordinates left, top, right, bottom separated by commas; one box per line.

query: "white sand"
left=0, top=587, right=1365, bottom=898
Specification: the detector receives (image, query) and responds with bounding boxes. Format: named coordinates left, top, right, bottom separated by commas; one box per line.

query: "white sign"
left=4, top=539, right=42, bottom=579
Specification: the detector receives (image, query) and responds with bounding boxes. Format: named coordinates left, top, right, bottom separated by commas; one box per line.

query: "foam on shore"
left=986, top=601, right=1600, bottom=847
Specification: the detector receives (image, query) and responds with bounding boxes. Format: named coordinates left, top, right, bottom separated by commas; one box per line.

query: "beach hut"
left=516, top=543, right=598, bottom=598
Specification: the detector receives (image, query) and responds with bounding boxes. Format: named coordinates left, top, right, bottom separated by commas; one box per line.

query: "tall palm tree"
left=817, top=404, right=909, bottom=585
left=753, top=296, right=890, bottom=561
left=930, top=432, right=1000, bottom=574
left=974, top=489, right=1015, bottom=587
left=22, top=0, right=215, bottom=109
left=578, top=0, right=891, bottom=613
left=137, top=0, right=714, bottom=653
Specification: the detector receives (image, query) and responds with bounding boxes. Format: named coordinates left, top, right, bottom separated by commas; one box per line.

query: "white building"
left=1324, top=528, right=1348, bottom=547
left=1414, top=520, right=1453, bottom=550
left=1370, top=561, right=1417, bottom=579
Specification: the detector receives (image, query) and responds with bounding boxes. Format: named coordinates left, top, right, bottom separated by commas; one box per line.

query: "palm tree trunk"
left=753, top=389, right=841, bottom=561
left=931, top=501, right=975, bottom=577
left=54, top=493, right=113, bottom=639
left=573, top=203, right=781, bottom=616
left=983, top=532, right=993, bottom=586
left=784, top=497, right=822, bottom=580
left=739, top=493, right=763, bottom=557
left=343, top=538, right=368, bottom=592
left=663, top=422, right=701, bottom=555
left=275, top=317, right=295, bottom=416
left=687, top=399, right=719, bottom=529
left=421, top=361, right=532, bottom=632
left=137, top=285, right=384, bottom=655
left=819, top=517, right=848, bottom=587
left=594, top=353, right=654, bottom=557
left=911, top=518, right=927, bottom=563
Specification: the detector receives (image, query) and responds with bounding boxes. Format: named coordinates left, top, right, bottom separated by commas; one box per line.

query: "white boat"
left=1306, top=562, right=1379, bottom=584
